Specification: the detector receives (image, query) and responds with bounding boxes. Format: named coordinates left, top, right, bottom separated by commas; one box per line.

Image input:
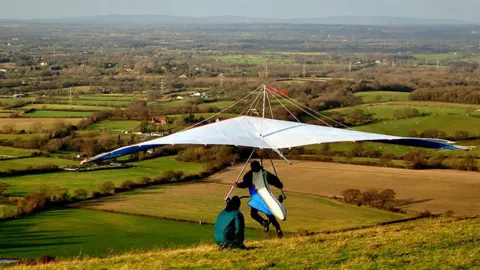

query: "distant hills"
left=10, top=14, right=474, bottom=26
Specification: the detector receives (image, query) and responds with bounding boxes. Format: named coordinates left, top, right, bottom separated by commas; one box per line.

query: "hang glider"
left=82, top=116, right=463, bottom=164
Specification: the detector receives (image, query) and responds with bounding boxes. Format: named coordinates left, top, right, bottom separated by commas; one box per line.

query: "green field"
left=326, top=101, right=480, bottom=120
left=354, top=91, right=410, bottom=103
left=23, top=111, right=93, bottom=118
left=0, top=98, right=35, bottom=105
left=0, top=146, right=38, bottom=158
left=0, top=157, right=77, bottom=172
left=54, top=99, right=131, bottom=106
left=77, top=182, right=406, bottom=232
left=155, top=99, right=191, bottom=107
left=413, top=53, right=460, bottom=60
left=23, top=104, right=113, bottom=111
left=0, top=118, right=81, bottom=131
left=198, top=101, right=235, bottom=110
left=0, top=133, right=48, bottom=143
left=0, top=208, right=243, bottom=259
left=53, top=95, right=144, bottom=101
left=353, top=115, right=480, bottom=137
left=88, top=120, right=140, bottom=131
left=1, top=156, right=204, bottom=196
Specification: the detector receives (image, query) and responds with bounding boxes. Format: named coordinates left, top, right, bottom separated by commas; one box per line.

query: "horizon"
left=1, top=0, right=479, bottom=23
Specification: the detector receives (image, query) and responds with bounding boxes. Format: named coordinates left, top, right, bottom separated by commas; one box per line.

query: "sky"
left=0, top=0, right=478, bottom=22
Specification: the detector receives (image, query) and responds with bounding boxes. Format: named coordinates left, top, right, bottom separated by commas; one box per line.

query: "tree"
left=0, top=182, right=6, bottom=196
left=378, top=189, right=396, bottom=207
left=362, top=189, right=380, bottom=206
left=73, top=188, right=88, bottom=200
left=99, top=181, right=115, bottom=195
left=341, top=189, right=361, bottom=204
left=456, top=156, right=478, bottom=171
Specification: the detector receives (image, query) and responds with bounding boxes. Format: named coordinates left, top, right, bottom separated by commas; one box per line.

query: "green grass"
left=0, top=208, right=251, bottom=259
left=23, top=111, right=93, bottom=118
left=88, top=120, right=140, bottom=131
left=23, top=104, right=114, bottom=111
left=0, top=146, right=37, bottom=158
left=7, top=217, right=479, bottom=269
left=0, top=157, right=77, bottom=172
left=354, top=91, right=410, bottom=103
left=353, top=115, right=480, bottom=137
left=1, top=156, right=204, bottom=196
left=77, top=182, right=406, bottom=232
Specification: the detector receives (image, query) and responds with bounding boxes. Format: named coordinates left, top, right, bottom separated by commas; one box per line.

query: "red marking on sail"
left=267, top=87, right=287, bottom=95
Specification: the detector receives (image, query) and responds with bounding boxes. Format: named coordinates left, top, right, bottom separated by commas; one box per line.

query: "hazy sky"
left=0, top=0, right=478, bottom=22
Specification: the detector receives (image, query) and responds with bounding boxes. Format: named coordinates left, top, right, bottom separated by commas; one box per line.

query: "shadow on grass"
left=0, top=209, right=92, bottom=258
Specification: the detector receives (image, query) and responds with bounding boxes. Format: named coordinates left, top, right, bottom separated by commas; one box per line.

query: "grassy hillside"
left=6, top=217, right=479, bottom=269
left=76, top=182, right=406, bottom=232
left=0, top=208, right=262, bottom=259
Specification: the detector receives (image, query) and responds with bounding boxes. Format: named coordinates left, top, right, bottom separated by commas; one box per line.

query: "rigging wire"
left=269, top=90, right=333, bottom=127
left=267, top=86, right=349, bottom=129
left=225, top=148, right=256, bottom=201
left=182, top=85, right=263, bottom=132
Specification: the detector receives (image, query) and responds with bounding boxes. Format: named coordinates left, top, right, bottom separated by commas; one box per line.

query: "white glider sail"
left=82, top=116, right=462, bottom=164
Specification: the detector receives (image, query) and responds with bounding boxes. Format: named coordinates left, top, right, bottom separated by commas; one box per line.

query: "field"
left=0, top=157, right=77, bottom=172
left=88, top=120, right=140, bottom=131
left=327, top=101, right=480, bottom=120
left=77, top=182, right=405, bottom=232
left=0, top=208, right=260, bottom=259
left=354, top=91, right=411, bottom=103
left=0, top=147, right=37, bottom=158
left=54, top=99, right=131, bottom=106
left=209, top=160, right=480, bottom=216
left=0, top=98, right=35, bottom=105
left=23, top=111, right=93, bottom=118
left=198, top=101, right=234, bottom=110
left=215, top=56, right=296, bottom=65
left=413, top=53, right=460, bottom=60
left=7, top=217, right=479, bottom=269
left=0, top=119, right=82, bottom=130
left=354, top=115, right=480, bottom=136
left=1, top=156, right=204, bottom=196
left=22, top=104, right=113, bottom=111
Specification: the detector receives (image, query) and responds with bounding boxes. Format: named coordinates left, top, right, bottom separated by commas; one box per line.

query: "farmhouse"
left=151, top=116, right=169, bottom=125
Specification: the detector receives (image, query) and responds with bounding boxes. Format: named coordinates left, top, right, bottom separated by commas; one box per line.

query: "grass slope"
left=7, top=217, right=479, bottom=269
left=0, top=119, right=81, bottom=131
left=23, top=104, right=113, bottom=111
left=77, top=182, right=406, bottom=232
left=0, top=208, right=261, bottom=260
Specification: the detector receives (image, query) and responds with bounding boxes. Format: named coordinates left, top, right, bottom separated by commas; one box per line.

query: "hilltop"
left=6, top=217, right=479, bottom=269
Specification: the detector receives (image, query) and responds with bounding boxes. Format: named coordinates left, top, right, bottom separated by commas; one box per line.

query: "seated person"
left=214, top=196, right=246, bottom=249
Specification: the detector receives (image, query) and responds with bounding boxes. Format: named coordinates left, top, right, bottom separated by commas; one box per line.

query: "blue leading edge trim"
left=372, top=138, right=461, bottom=150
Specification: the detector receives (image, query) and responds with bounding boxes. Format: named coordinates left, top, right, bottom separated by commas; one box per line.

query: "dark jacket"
left=237, top=169, right=283, bottom=189
left=214, top=209, right=245, bottom=248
